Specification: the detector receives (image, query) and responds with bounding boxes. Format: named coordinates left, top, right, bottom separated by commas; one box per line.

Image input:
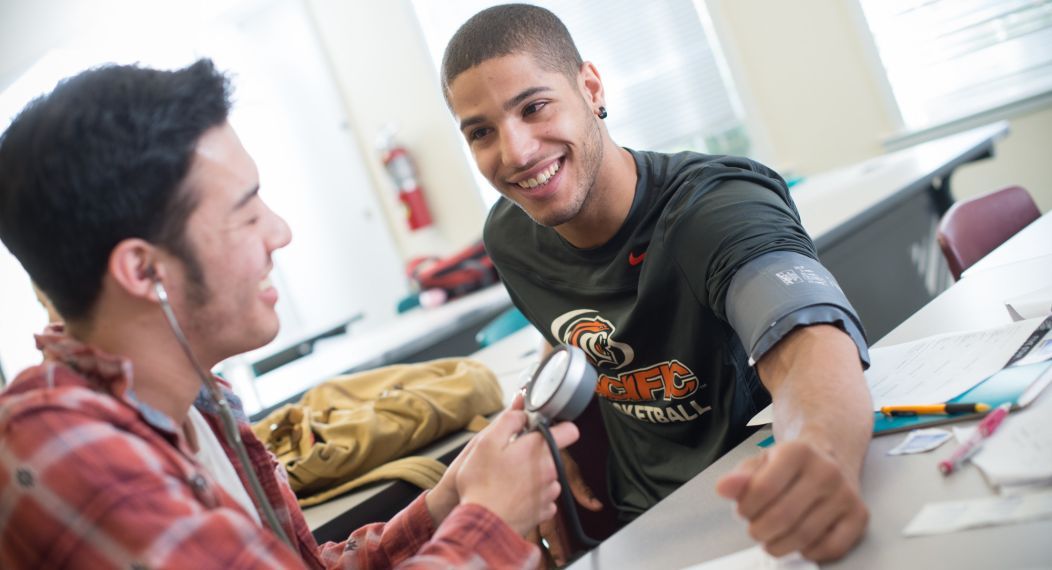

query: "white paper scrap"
left=903, top=489, right=1052, bottom=537
left=680, top=546, right=818, bottom=570
left=887, top=428, right=952, bottom=455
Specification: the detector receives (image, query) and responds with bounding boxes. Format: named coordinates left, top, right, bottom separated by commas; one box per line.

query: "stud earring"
left=597, top=106, right=608, bottom=120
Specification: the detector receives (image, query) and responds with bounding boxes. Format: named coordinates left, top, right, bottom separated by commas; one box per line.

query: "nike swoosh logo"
left=628, top=251, right=646, bottom=266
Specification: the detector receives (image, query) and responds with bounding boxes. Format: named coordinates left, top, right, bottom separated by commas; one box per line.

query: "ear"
left=578, top=61, right=606, bottom=112
left=108, top=238, right=166, bottom=302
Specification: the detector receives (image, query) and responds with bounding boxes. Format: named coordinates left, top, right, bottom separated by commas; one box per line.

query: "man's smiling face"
left=448, top=53, right=604, bottom=228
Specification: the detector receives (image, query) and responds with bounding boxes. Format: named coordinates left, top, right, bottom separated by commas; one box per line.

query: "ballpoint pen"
left=880, top=402, right=990, bottom=417
left=938, top=403, right=1012, bottom=475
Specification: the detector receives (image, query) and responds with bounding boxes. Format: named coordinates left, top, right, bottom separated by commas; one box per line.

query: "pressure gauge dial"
left=524, top=344, right=597, bottom=423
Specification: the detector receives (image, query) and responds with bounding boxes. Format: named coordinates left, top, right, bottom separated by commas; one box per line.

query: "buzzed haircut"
left=441, top=4, right=583, bottom=101
left=0, top=59, right=231, bottom=321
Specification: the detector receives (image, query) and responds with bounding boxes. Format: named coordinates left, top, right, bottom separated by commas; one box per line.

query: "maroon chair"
left=936, top=185, right=1040, bottom=280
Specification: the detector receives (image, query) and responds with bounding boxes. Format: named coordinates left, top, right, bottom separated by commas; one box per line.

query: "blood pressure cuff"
left=725, top=251, right=870, bottom=368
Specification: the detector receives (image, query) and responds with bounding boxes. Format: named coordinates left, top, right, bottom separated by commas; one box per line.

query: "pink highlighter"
left=938, top=402, right=1012, bottom=475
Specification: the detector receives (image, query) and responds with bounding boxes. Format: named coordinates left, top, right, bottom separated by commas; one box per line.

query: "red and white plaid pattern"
left=0, top=327, right=537, bottom=569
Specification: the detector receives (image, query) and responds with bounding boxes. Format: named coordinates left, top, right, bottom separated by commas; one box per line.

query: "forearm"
left=757, top=324, right=873, bottom=479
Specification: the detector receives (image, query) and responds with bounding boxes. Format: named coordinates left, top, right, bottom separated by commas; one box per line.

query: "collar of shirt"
left=34, top=323, right=179, bottom=434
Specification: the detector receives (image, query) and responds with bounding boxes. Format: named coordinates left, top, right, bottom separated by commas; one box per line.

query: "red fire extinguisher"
left=381, top=143, right=433, bottom=231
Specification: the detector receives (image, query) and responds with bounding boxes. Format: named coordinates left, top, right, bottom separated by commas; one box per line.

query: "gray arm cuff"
left=725, top=251, right=870, bottom=369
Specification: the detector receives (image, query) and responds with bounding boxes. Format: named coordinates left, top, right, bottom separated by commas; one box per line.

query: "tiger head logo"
left=551, top=309, right=634, bottom=370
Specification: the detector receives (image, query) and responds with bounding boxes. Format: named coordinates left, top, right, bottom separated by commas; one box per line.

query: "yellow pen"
left=880, top=403, right=991, bottom=417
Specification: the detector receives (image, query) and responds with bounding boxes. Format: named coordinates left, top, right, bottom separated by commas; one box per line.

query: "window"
left=857, top=0, right=1052, bottom=133
left=411, top=0, right=752, bottom=205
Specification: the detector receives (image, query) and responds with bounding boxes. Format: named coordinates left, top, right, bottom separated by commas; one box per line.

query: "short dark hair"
left=441, top=4, right=583, bottom=102
left=0, top=59, right=232, bottom=321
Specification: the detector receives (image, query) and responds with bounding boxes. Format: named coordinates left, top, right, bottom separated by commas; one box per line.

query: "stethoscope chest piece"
left=524, top=344, right=596, bottom=424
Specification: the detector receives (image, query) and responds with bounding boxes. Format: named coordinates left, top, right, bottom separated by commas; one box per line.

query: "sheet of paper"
left=887, top=428, right=952, bottom=455
left=1018, top=365, right=1052, bottom=408
left=903, top=489, right=1052, bottom=536
left=865, top=318, right=1043, bottom=410
left=1006, top=284, right=1052, bottom=321
left=679, top=546, right=817, bottom=570
left=970, top=387, right=1052, bottom=487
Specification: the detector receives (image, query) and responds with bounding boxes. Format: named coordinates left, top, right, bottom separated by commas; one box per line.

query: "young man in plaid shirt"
left=0, top=60, right=576, bottom=569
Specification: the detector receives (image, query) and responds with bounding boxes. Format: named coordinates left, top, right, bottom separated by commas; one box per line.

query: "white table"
left=567, top=225, right=1052, bottom=568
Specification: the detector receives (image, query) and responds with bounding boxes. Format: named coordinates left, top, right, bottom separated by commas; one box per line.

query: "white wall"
left=706, top=0, right=1052, bottom=211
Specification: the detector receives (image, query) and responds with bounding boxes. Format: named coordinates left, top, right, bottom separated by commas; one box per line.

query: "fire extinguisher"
left=380, top=139, right=433, bottom=231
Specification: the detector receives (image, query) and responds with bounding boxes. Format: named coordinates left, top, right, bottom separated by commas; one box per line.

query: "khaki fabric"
left=252, top=358, right=503, bottom=505
left=297, top=456, right=448, bottom=507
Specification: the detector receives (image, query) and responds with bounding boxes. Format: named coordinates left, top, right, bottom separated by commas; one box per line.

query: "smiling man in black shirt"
left=441, top=4, right=874, bottom=563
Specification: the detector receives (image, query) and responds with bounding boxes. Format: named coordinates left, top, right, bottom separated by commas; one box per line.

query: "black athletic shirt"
left=484, top=149, right=819, bottom=519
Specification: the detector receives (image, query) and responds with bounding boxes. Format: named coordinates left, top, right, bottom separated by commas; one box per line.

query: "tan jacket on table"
left=252, top=358, right=503, bottom=506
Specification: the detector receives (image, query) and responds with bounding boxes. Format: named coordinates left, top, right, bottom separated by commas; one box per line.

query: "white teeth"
left=259, top=276, right=272, bottom=291
left=517, top=161, right=560, bottom=189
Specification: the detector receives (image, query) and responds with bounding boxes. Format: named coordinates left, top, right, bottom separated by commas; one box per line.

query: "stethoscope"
left=522, top=344, right=601, bottom=549
left=153, top=279, right=295, bottom=551
left=157, top=271, right=601, bottom=553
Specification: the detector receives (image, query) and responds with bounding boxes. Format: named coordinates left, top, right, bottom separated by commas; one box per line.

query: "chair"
left=936, top=185, right=1040, bottom=280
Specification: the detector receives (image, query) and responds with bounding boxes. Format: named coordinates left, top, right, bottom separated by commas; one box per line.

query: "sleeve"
left=317, top=494, right=538, bottom=569
left=664, top=178, right=816, bottom=322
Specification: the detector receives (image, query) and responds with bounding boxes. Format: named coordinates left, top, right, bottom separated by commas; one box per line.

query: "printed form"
left=864, top=318, right=1044, bottom=410
left=747, top=317, right=1048, bottom=426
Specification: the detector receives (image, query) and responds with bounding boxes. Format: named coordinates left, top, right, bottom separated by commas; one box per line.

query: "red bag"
left=407, top=240, right=498, bottom=299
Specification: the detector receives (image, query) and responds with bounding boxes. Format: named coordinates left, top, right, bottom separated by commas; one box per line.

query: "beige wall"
left=707, top=0, right=896, bottom=176
left=951, top=106, right=1052, bottom=211
left=304, top=0, right=488, bottom=259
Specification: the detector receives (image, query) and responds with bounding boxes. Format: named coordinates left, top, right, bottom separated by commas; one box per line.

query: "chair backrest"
left=936, top=185, right=1040, bottom=280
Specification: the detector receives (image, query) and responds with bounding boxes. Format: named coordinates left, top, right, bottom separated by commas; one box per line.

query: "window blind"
left=858, top=0, right=1052, bottom=131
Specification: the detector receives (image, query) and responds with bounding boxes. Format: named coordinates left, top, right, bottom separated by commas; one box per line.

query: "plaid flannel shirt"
left=0, top=326, right=537, bottom=569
